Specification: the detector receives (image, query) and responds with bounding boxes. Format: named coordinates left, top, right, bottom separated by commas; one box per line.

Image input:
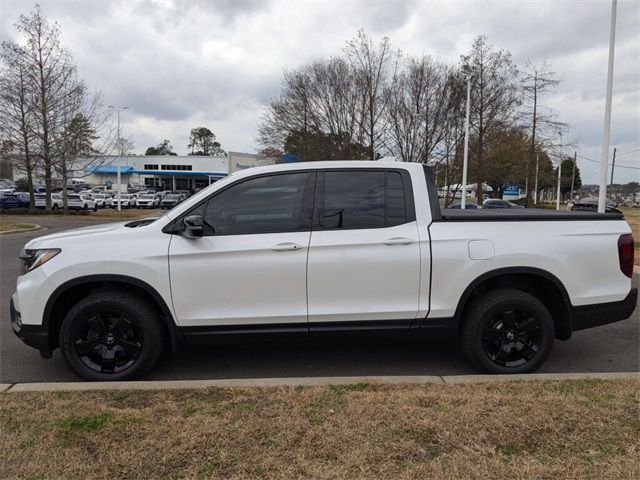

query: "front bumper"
left=10, top=296, right=52, bottom=357
left=571, top=288, right=638, bottom=331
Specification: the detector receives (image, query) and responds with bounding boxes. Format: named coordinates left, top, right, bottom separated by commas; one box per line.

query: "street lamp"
left=598, top=0, right=617, bottom=213
left=460, top=65, right=473, bottom=209
left=556, top=131, right=563, bottom=211
left=108, top=105, right=129, bottom=211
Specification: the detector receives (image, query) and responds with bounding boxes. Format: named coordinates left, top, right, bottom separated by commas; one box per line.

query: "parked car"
left=447, top=202, right=478, bottom=209
left=35, top=194, right=63, bottom=210
left=93, top=194, right=113, bottom=209
left=571, top=197, right=622, bottom=214
left=63, top=193, right=96, bottom=211
left=483, top=199, right=524, bottom=209
left=136, top=194, right=161, bottom=209
left=0, top=192, right=30, bottom=209
left=160, top=194, right=182, bottom=209
left=111, top=194, right=135, bottom=209
left=10, top=162, right=636, bottom=381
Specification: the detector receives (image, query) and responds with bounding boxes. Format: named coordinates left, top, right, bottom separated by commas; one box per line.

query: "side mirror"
left=183, top=214, right=204, bottom=239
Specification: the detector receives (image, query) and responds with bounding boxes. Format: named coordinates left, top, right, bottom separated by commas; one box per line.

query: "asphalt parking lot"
left=1, top=214, right=638, bottom=383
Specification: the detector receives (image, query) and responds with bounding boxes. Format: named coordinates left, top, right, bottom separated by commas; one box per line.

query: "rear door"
left=307, top=169, right=421, bottom=327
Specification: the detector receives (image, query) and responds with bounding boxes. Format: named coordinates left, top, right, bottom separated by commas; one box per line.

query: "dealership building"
left=78, top=151, right=276, bottom=191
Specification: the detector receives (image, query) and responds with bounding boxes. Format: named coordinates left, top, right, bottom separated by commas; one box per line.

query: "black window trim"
left=163, top=167, right=416, bottom=235
left=312, top=167, right=416, bottom=232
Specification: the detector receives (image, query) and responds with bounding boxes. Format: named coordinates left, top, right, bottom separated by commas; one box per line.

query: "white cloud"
left=1, top=0, right=638, bottom=183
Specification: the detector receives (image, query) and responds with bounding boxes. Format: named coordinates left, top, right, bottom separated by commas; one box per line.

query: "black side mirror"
left=183, top=214, right=204, bottom=239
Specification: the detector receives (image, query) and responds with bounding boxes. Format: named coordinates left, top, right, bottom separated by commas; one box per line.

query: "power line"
left=616, top=148, right=640, bottom=156
left=575, top=153, right=640, bottom=170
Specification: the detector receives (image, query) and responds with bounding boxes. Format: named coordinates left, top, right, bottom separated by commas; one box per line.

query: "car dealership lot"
left=1, top=214, right=638, bottom=384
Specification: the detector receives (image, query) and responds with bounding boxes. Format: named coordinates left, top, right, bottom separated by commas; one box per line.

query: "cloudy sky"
left=1, top=0, right=638, bottom=183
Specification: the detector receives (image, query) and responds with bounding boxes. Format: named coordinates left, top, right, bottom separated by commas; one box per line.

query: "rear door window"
left=318, top=170, right=412, bottom=230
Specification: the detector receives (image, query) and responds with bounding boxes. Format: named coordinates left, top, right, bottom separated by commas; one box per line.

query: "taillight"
left=618, top=234, right=634, bottom=278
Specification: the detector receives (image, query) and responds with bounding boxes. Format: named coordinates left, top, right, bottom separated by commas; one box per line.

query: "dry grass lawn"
left=0, top=222, right=37, bottom=233
left=621, top=208, right=640, bottom=265
left=1, top=379, right=639, bottom=479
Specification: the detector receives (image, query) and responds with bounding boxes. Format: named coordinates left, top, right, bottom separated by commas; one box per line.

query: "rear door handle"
left=271, top=242, right=304, bottom=251
left=383, top=237, right=415, bottom=246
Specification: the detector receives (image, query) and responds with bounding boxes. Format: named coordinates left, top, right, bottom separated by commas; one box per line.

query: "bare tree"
left=0, top=42, right=38, bottom=209
left=13, top=6, right=80, bottom=210
left=385, top=56, right=450, bottom=163
left=520, top=61, right=565, bottom=205
left=462, top=36, right=521, bottom=204
left=344, top=30, right=399, bottom=159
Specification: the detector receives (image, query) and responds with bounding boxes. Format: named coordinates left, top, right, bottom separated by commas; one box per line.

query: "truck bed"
left=439, top=208, right=624, bottom=222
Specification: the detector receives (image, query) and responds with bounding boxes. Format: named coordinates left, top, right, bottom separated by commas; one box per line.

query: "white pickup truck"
left=11, top=161, right=637, bottom=380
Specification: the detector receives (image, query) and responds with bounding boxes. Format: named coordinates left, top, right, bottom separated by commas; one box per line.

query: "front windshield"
left=142, top=195, right=154, bottom=199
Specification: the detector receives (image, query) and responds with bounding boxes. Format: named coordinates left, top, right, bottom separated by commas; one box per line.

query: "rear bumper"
left=571, top=288, right=637, bottom=331
left=10, top=297, right=51, bottom=356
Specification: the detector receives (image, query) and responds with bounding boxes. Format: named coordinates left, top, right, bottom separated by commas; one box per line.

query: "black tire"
left=461, top=288, right=554, bottom=374
left=52, top=204, right=58, bottom=211
left=93, top=204, right=98, bottom=212
left=59, top=291, right=165, bottom=381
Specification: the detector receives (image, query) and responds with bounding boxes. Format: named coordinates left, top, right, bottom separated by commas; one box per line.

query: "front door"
left=168, top=171, right=314, bottom=327
left=307, top=169, right=421, bottom=326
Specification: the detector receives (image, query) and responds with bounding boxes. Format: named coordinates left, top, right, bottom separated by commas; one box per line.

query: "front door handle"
left=383, top=237, right=415, bottom=246
left=271, top=242, right=304, bottom=251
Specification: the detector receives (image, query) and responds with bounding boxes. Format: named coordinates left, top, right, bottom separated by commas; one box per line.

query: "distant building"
left=75, top=152, right=276, bottom=191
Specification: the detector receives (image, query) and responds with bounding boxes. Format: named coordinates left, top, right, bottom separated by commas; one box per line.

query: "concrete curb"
left=3, top=372, right=638, bottom=393
left=0, top=224, right=41, bottom=235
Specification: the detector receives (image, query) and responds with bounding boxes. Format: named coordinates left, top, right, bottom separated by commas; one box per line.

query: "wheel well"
left=456, top=272, right=572, bottom=340
left=46, top=280, right=177, bottom=350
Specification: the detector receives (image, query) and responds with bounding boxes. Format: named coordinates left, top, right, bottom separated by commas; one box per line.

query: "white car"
left=111, top=194, right=134, bottom=209
left=93, top=194, right=113, bottom=209
left=35, top=194, right=63, bottom=210
left=136, top=194, right=160, bottom=209
left=10, top=161, right=637, bottom=381
left=66, top=193, right=97, bottom=211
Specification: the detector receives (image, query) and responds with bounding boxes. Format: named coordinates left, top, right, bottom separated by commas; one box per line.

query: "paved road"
left=1, top=214, right=638, bottom=383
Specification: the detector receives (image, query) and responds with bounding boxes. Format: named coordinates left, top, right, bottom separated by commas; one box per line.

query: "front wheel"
left=461, top=288, right=555, bottom=374
left=59, top=291, right=165, bottom=381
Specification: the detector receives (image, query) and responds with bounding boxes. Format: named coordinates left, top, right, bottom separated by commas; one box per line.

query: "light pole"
left=534, top=153, right=539, bottom=205
left=598, top=0, right=617, bottom=213
left=556, top=131, right=563, bottom=211
left=108, top=105, right=129, bottom=211
left=461, top=67, right=473, bottom=209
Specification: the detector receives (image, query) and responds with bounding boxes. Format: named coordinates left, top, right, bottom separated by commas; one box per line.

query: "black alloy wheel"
left=60, top=291, right=164, bottom=380
left=461, top=288, right=555, bottom=374
left=73, top=311, right=142, bottom=374
left=481, top=309, right=541, bottom=368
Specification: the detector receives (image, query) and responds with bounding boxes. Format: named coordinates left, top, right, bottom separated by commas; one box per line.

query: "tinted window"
left=385, top=171, right=407, bottom=227
left=320, top=170, right=409, bottom=230
left=202, top=172, right=310, bottom=236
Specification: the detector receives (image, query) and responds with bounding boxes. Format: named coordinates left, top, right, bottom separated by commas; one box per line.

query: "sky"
left=1, top=0, right=638, bottom=184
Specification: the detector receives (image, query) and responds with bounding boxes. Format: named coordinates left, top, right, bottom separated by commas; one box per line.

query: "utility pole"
left=610, top=147, right=617, bottom=186
left=556, top=161, right=562, bottom=210
left=598, top=0, right=617, bottom=213
left=557, top=130, right=563, bottom=210
left=534, top=153, right=539, bottom=205
left=461, top=71, right=472, bottom=209
left=108, top=105, right=129, bottom=211
left=570, top=151, right=577, bottom=201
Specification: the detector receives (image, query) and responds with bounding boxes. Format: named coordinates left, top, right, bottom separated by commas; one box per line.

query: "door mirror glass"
left=183, top=214, right=204, bottom=239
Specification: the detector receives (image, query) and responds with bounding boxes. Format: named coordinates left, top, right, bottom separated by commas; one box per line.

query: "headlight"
left=19, top=248, right=61, bottom=274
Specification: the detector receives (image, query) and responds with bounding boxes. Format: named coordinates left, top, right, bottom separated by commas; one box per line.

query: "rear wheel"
left=59, top=291, right=165, bottom=381
left=461, top=288, right=554, bottom=374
